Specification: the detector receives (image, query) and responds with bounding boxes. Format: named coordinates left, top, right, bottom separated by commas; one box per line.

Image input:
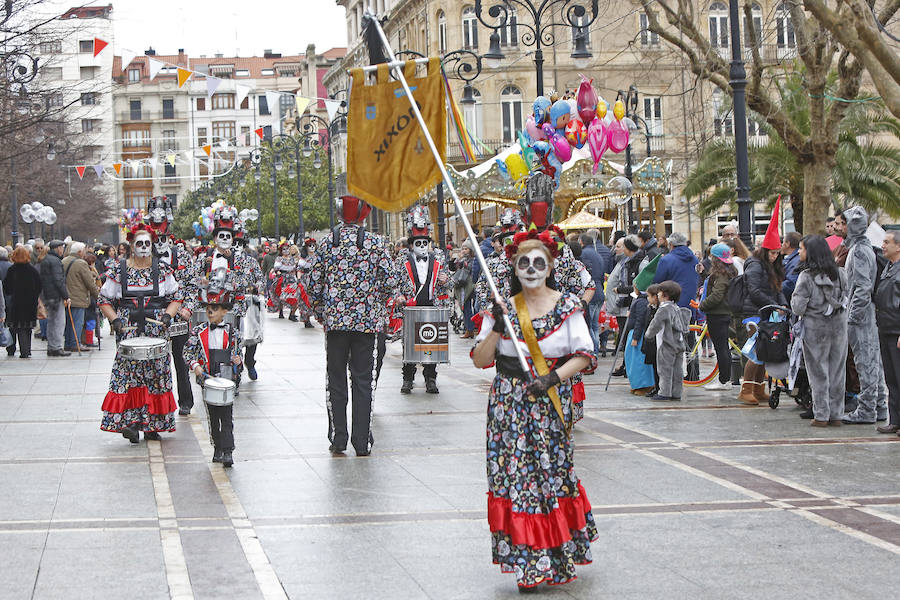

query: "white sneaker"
left=705, top=381, right=730, bottom=391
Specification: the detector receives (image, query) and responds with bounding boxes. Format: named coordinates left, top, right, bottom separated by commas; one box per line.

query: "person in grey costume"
left=791, top=235, right=849, bottom=425
left=644, top=280, right=691, bottom=401
left=841, top=206, right=888, bottom=424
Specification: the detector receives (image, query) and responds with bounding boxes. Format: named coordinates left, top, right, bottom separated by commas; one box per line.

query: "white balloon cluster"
left=238, top=208, right=259, bottom=222
left=20, top=201, right=57, bottom=225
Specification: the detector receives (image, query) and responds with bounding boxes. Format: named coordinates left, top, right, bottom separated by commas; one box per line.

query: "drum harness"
left=120, top=258, right=167, bottom=336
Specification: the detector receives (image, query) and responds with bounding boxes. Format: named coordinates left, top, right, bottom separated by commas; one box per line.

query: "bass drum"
left=242, top=295, right=265, bottom=346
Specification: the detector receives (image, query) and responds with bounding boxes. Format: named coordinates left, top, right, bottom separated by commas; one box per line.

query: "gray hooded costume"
left=791, top=268, right=849, bottom=422
left=644, top=301, right=692, bottom=398
left=842, top=206, right=888, bottom=422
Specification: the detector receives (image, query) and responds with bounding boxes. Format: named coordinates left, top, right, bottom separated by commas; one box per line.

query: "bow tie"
left=416, top=256, right=428, bottom=263
left=209, top=323, right=221, bottom=331
left=159, top=251, right=170, bottom=258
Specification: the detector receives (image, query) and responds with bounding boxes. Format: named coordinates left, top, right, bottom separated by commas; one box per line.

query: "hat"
left=710, top=243, right=733, bottom=264
left=337, top=195, right=371, bottom=224
left=668, top=232, right=688, bottom=247
left=519, top=172, right=556, bottom=231
left=633, top=254, right=660, bottom=291
left=761, top=195, right=781, bottom=250
left=498, top=208, right=523, bottom=236
left=146, top=196, right=174, bottom=236
left=200, top=267, right=236, bottom=306
left=212, top=205, right=237, bottom=236
left=233, top=220, right=247, bottom=244
left=406, top=205, right=431, bottom=240
left=48, top=239, right=66, bottom=250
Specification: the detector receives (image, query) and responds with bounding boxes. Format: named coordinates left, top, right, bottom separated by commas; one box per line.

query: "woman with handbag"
left=471, top=231, right=597, bottom=591
left=3, top=246, right=42, bottom=358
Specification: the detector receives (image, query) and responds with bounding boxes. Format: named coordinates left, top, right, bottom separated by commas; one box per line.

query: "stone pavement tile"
left=0, top=393, right=25, bottom=419
left=0, top=531, right=46, bottom=600
left=0, top=463, right=64, bottom=521
left=12, top=394, right=87, bottom=423
left=432, top=482, right=489, bottom=511
left=0, top=374, right=37, bottom=396
left=53, top=462, right=158, bottom=520
left=0, top=422, right=75, bottom=459
left=392, top=453, right=486, bottom=487
left=32, top=529, right=169, bottom=599
left=67, top=422, right=154, bottom=459
left=30, top=374, right=86, bottom=396
left=706, top=443, right=900, bottom=498
left=179, top=528, right=263, bottom=600
left=869, top=504, right=900, bottom=518
left=164, top=461, right=228, bottom=519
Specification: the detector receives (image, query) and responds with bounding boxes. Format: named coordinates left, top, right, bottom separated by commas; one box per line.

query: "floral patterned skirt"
left=100, top=353, right=176, bottom=433
left=486, top=372, right=598, bottom=588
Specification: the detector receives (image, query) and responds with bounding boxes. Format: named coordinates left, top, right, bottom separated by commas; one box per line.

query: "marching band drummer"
left=475, top=208, right=523, bottom=312
left=98, top=223, right=182, bottom=444
left=396, top=206, right=451, bottom=395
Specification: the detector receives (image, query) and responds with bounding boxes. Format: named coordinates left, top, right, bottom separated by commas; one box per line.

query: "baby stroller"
left=755, top=305, right=812, bottom=410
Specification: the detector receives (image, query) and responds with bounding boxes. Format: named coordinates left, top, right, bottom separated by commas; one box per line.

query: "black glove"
left=525, top=370, right=561, bottom=396
left=111, top=318, right=124, bottom=335
left=160, top=313, right=172, bottom=327
left=491, top=300, right=507, bottom=334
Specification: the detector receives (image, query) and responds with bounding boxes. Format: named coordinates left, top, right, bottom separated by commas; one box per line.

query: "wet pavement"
left=1, top=314, right=898, bottom=599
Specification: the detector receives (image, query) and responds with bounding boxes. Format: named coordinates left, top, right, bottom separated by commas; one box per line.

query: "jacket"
left=699, top=273, right=732, bottom=315
left=579, top=245, right=606, bottom=290
left=791, top=269, right=847, bottom=319
left=605, top=254, right=628, bottom=316
left=781, top=249, right=800, bottom=302
left=642, top=238, right=662, bottom=261
left=615, top=249, right=646, bottom=301
left=0, top=280, right=5, bottom=321
left=39, top=252, right=68, bottom=303
left=3, top=262, right=42, bottom=324
left=625, top=294, right=649, bottom=341
left=842, top=206, right=876, bottom=326
left=652, top=245, right=699, bottom=309
left=62, top=256, right=99, bottom=309
left=471, top=238, right=494, bottom=285
left=741, top=257, right=785, bottom=315
left=595, top=243, right=613, bottom=275
left=874, top=259, right=900, bottom=334
left=645, top=301, right=691, bottom=353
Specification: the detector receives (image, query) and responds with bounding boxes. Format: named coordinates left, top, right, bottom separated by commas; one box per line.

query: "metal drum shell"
left=401, top=306, right=451, bottom=364
left=167, top=321, right=189, bottom=337
left=118, top=336, right=170, bottom=361
left=202, top=376, right=235, bottom=406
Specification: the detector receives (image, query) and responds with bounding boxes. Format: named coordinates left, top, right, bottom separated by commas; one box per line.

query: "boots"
left=751, top=364, right=770, bottom=403
left=738, top=361, right=759, bottom=405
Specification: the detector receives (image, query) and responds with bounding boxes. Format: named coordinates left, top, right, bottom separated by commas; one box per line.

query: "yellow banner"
left=346, top=58, right=446, bottom=212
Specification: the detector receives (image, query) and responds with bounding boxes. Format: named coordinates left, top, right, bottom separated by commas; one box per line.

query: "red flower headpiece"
left=504, top=226, right=562, bottom=261
left=125, top=223, right=158, bottom=243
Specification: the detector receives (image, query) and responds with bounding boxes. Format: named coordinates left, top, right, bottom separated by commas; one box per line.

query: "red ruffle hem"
left=101, top=387, right=177, bottom=416
left=487, top=481, right=592, bottom=550
left=572, top=381, right=585, bottom=405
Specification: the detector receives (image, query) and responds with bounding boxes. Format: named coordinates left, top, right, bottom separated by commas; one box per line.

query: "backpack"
left=726, top=274, right=746, bottom=313
left=756, top=317, right=790, bottom=363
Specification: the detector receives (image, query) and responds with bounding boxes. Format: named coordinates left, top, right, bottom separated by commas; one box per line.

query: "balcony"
left=118, top=110, right=184, bottom=123
left=446, top=138, right=507, bottom=163
left=161, top=177, right=180, bottom=187
left=158, top=141, right=180, bottom=153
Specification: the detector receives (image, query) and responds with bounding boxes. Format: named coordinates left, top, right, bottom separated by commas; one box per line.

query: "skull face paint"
left=412, top=238, right=430, bottom=259
left=215, top=231, right=233, bottom=250
left=514, top=249, right=550, bottom=290
left=154, top=236, right=171, bottom=255
left=133, top=232, right=153, bottom=258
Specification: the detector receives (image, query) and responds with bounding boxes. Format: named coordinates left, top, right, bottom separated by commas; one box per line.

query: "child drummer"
left=183, top=269, right=242, bottom=467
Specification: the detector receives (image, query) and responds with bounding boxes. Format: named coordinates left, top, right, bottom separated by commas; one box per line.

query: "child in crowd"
left=625, top=287, right=656, bottom=395
left=183, top=274, right=242, bottom=467
left=642, top=284, right=661, bottom=397
left=644, top=280, right=691, bottom=401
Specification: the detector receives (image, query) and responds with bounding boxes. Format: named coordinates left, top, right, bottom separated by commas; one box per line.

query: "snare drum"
left=118, top=336, right=170, bottom=361
left=167, top=321, right=189, bottom=337
left=402, top=306, right=451, bottom=364
left=202, top=377, right=236, bottom=406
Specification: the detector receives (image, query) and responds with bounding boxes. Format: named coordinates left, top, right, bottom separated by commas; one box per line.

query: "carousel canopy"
left=557, top=210, right=616, bottom=230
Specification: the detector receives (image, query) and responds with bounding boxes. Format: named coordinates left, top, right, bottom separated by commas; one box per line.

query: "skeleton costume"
left=308, top=196, right=397, bottom=456
left=297, top=238, right=317, bottom=327
left=271, top=243, right=301, bottom=319
left=475, top=208, right=523, bottom=312
left=232, top=220, right=266, bottom=380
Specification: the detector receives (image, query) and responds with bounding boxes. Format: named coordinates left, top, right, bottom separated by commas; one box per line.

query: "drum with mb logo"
left=402, top=306, right=450, bottom=364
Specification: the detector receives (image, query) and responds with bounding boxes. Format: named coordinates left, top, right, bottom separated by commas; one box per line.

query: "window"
left=464, top=88, right=483, bottom=140
left=80, top=92, right=97, bottom=105
left=258, top=95, right=270, bottom=115
left=744, top=4, right=762, bottom=49
left=241, top=125, right=251, bottom=145
left=197, top=127, right=208, bottom=146
left=236, top=69, right=250, bottom=77
left=640, top=13, right=659, bottom=47
left=748, top=119, right=768, bottom=138
left=211, top=93, right=235, bottom=109
left=262, top=125, right=272, bottom=141
left=196, top=97, right=206, bottom=111
left=81, top=119, right=99, bottom=132
left=500, top=85, right=523, bottom=144
left=276, top=66, right=298, bottom=77
left=43, top=66, right=63, bottom=80
left=79, top=39, right=93, bottom=53
left=167, top=194, right=177, bottom=205
left=643, top=97, right=663, bottom=149
left=123, top=129, right=150, bottom=147
left=125, top=190, right=151, bottom=210
left=40, top=41, right=61, bottom=53
left=240, top=96, right=249, bottom=109
left=164, top=163, right=176, bottom=178
left=438, top=11, right=447, bottom=53
left=712, top=90, right=733, bottom=137
left=129, top=99, right=142, bottom=120
left=162, top=98, right=174, bottom=119
left=462, top=7, right=478, bottom=50
left=708, top=3, right=729, bottom=49
left=124, top=163, right=151, bottom=178
left=47, top=91, right=64, bottom=107
left=212, top=121, right=236, bottom=144
left=499, top=7, right=517, bottom=47
left=261, top=68, right=274, bottom=76
left=279, top=94, right=293, bottom=119
left=128, top=68, right=141, bottom=82
left=776, top=2, right=796, bottom=49
left=80, top=66, right=98, bottom=79
left=161, top=130, right=176, bottom=151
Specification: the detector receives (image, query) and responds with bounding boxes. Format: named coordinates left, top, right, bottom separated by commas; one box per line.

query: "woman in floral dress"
left=273, top=243, right=300, bottom=320
left=98, top=225, right=182, bottom=443
left=471, top=232, right=598, bottom=590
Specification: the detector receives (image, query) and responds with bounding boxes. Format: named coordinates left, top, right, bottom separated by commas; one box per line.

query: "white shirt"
left=211, top=251, right=230, bottom=272
left=207, top=324, right=225, bottom=350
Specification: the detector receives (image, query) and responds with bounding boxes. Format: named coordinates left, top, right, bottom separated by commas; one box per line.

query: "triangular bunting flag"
left=324, top=99, right=341, bottom=122
left=177, top=67, right=192, bottom=88
left=166, top=154, right=177, bottom=166
left=202, top=145, right=212, bottom=157
left=265, top=91, right=282, bottom=116
left=120, top=49, right=137, bottom=70
left=219, top=139, right=229, bottom=150
left=93, top=38, right=108, bottom=57
left=182, top=150, right=193, bottom=161
left=254, top=127, right=264, bottom=140
left=112, top=163, right=122, bottom=175
left=236, top=84, right=252, bottom=107
left=148, top=58, right=164, bottom=80
left=206, top=76, right=222, bottom=98
left=92, top=165, right=104, bottom=178
left=75, top=166, right=86, bottom=179
left=295, top=95, right=311, bottom=117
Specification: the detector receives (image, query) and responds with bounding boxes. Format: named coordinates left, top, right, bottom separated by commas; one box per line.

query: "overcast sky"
left=40, top=0, right=348, bottom=57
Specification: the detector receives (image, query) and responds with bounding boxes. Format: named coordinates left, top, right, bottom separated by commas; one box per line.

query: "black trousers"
left=6, top=327, right=32, bottom=357
left=206, top=404, right=234, bottom=451
left=326, top=330, right=375, bottom=453
left=880, top=334, right=900, bottom=426
left=402, top=362, right=437, bottom=381
left=171, top=333, right=193, bottom=410
left=375, top=333, right=386, bottom=384
left=706, top=314, right=732, bottom=384
left=244, top=343, right=257, bottom=369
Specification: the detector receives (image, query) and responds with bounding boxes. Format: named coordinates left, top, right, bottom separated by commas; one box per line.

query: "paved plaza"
left=0, top=313, right=898, bottom=599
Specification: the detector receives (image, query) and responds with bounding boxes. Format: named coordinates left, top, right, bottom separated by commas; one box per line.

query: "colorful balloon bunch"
left=194, top=199, right=227, bottom=238
left=119, top=208, right=144, bottom=235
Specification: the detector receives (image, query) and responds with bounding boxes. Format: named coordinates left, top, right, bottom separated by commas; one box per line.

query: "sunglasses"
left=516, top=255, right=547, bottom=271
left=134, top=240, right=152, bottom=248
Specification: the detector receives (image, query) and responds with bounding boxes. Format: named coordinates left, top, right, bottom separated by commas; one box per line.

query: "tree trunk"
left=789, top=194, right=804, bottom=234
left=802, top=161, right=832, bottom=235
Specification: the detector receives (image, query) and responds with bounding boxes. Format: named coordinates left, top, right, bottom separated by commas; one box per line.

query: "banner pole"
left=362, top=11, right=531, bottom=376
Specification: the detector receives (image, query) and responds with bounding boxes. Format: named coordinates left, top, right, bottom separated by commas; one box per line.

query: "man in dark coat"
left=39, top=240, right=70, bottom=356
left=4, top=248, right=42, bottom=357
left=639, top=230, right=662, bottom=261
left=580, top=234, right=607, bottom=353
left=651, top=232, right=699, bottom=309
left=875, top=231, right=900, bottom=434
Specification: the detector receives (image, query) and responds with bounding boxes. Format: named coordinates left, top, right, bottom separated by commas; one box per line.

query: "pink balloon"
left=587, top=118, right=608, bottom=173
left=541, top=123, right=555, bottom=139
left=525, top=115, right=546, bottom=141
left=549, top=130, right=572, bottom=163
left=607, top=119, right=630, bottom=153
left=577, top=75, right=599, bottom=123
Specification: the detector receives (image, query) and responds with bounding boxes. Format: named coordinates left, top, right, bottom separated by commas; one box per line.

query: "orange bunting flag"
left=93, top=38, right=108, bottom=57
left=75, top=166, right=86, bottom=179
left=202, top=145, right=212, bottom=157
left=254, top=127, right=264, bottom=140
left=177, top=67, right=192, bottom=88
left=112, top=163, right=122, bottom=175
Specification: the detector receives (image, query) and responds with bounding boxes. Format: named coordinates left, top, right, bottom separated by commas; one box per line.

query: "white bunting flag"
left=120, top=49, right=137, bottom=71
left=148, top=58, right=164, bottom=80
left=92, top=165, right=104, bottom=178
left=236, top=84, right=252, bottom=107
left=206, top=76, right=222, bottom=98
left=324, top=99, right=341, bottom=122
left=166, top=154, right=177, bottom=167
left=265, top=91, right=282, bottom=115
left=295, top=95, right=311, bottom=117
left=219, top=139, right=229, bottom=151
